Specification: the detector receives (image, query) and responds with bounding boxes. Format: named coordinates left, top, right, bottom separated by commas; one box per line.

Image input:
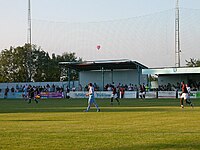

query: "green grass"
left=0, top=98, right=200, bottom=150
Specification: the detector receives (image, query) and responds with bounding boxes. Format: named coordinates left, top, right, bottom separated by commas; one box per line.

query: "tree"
left=0, top=44, right=81, bottom=82
left=185, top=58, right=200, bottom=67
left=0, top=46, right=28, bottom=82
left=30, top=45, right=51, bottom=82
left=52, top=52, right=82, bottom=81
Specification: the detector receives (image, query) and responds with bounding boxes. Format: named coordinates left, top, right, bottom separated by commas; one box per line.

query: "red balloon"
left=97, top=45, right=101, bottom=50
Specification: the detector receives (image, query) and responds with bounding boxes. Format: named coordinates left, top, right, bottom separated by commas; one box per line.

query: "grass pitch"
left=0, top=98, right=200, bottom=150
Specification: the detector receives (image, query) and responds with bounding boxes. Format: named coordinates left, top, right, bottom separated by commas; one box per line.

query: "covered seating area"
left=59, top=59, right=148, bottom=90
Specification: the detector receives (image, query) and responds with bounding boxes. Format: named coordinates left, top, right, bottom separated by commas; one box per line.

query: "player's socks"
left=191, top=103, right=194, bottom=108
left=86, top=106, right=90, bottom=112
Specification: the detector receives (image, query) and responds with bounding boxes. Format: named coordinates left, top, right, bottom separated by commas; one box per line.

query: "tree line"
left=186, top=58, right=200, bottom=67
left=0, top=43, right=199, bottom=83
left=0, top=44, right=81, bottom=82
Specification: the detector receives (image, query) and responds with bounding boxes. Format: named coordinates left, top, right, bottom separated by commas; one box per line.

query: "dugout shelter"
left=59, top=59, right=148, bottom=90
left=142, top=67, right=200, bottom=89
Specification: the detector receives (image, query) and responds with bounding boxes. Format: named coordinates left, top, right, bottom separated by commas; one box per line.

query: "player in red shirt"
left=110, top=85, right=120, bottom=105
left=180, top=81, right=193, bottom=108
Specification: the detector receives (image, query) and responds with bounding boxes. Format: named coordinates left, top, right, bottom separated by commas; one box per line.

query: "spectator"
left=78, top=84, right=82, bottom=91
left=11, top=86, right=15, bottom=95
left=66, top=86, right=70, bottom=99
left=72, top=86, right=76, bottom=92
left=52, top=84, right=55, bottom=92
left=4, top=86, right=9, bottom=99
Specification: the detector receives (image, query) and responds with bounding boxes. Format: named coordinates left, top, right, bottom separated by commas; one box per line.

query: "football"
left=35, top=95, right=40, bottom=99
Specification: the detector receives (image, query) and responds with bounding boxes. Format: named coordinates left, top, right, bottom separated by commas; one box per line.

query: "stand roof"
left=59, top=59, right=148, bottom=71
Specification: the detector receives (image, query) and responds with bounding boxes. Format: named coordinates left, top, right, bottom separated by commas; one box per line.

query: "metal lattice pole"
left=175, top=0, right=181, bottom=67
left=28, top=0, right=31, bottom=45
left=27, top=0, right=32, bottom=81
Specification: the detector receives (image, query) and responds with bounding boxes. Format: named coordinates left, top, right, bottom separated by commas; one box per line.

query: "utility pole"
left=175, top=0, right=181, bottom=67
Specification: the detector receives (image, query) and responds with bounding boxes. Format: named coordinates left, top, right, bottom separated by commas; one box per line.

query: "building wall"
left=158, top=74, right=200, bottom=85
left=79, top=69, right=147, bottom=90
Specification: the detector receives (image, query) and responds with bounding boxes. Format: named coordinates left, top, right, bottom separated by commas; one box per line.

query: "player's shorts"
left=139, top=92, right=145, bottom=96
left=181, top=93, right=188, bottom=100
left=88, top=95, right=95, bottom=104
left=187, top=93, right=190, bottom=99
left=111, top=94, right=118, bottom=99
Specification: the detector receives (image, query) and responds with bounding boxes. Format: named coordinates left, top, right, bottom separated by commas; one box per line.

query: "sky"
left=0, top=0, right=200, bottom=67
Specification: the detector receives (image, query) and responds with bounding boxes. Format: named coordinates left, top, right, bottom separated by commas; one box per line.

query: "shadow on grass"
left=101, top=143, right=200, bottom=150
left=0, top=98, right=197, bottom=113
left=0, top=119, right=78, bottom=122
left=0, top=107, right=171, bottom=113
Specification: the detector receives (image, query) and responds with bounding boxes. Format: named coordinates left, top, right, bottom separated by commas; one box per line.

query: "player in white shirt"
left=85, top=83, right=100, bottom=112
left=186, top=84, right=193, bottom=107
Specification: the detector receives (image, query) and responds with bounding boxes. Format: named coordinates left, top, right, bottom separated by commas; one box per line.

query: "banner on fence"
left=69, top=91, right=137, bottom=99
left=40, top=92, right=64, bottom=99
left=158, top=91, right=176, bottom=98
left=124, top=91, right=137, bottom=98
left=1, top=91, right=200, bottom=99
left=145, top=92, right=157, bottom=98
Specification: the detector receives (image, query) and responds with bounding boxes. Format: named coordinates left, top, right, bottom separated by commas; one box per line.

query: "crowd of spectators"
left=1, top=81, right=200, bottom=94
left=87, top=81, right=200, bottom=92
left=1, top=84, right=64, bottom=94
left=158, top=81, right=200, bottom=91
left=104, top=83, right=139, bottom=91
left=158, top=83, right=178, bottom=91
left=62, top=82, right=200, bottom=91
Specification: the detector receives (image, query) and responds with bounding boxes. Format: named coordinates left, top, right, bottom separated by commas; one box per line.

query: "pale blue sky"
left=1, top=0, right=200, bottom=22
left=0, top=0, right=200, bottom=67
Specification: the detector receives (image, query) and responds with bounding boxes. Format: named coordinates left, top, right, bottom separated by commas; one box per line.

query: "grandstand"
left=59, top=59, right=148, bottom=91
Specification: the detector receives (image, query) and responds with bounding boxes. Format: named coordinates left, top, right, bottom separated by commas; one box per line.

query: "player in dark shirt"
left=28, top=85, right=38, bottom=104
left=139, top=84, right=146, bottom=99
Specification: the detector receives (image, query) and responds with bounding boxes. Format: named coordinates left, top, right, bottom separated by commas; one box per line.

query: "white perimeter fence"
left=1, top=91, right=200, bottom=99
